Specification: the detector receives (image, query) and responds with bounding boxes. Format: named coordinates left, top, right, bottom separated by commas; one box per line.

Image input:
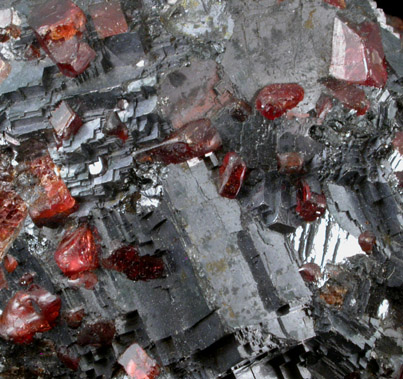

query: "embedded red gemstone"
left=277, top=152, right=304, bottom=175
left=322, top=77, right=370, bottom=116
left=296, top=180, right=327, bottom=222
left=323, top=0, right=346, bottom=9
left=77, top=320, right=116, bottom=347
left=29, top=155, right=77, bottom=228
left=315, top=93, right=333, bottom=119
left=218, top=152, right=247, bottom=199
left=89, top=0, right=128, bottom=39
left=393, top=131, right=403, bottom=155
left=63, top=307, right=85, bottom=329
left=330, top=18, right=387, bottom=88
left=299, top=263, right=322, bottom=282
left=57, top=346, right=80, bottom=371
left=102, top=245, right=164, bottom=281
left=19, top=272, right=36, bottom=286
left=255, top=84, right=304, bottom=120
left=3, top=254, right=18, bottom=273
left=54, top=224, right=100, bottom=277
left=49, top=101, right=83, bottom=142
left=138, top=119, right=222, bottom=164
left=0, top=267, right=7, bottom=290
left=0, top=285, right=61, bottom=344
left=67, top=271, right=98, bottom=290
left=358, top=231, right=376, bottom=254
left=118, top=343, right=160, bottom=379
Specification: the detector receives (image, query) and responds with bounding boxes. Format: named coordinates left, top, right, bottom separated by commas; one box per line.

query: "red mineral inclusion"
left=139, top=119, right=222, bottom=164
left=296, top=180, right=327, bottom=222
left=118, top=343, right=160, bottom=379
left=29, top=155, right=77, bottom=228
left=277, top=152, right=304, bottom=175
left=299, top=263, right=322, bottom=282
left=63, top=307, right=85, bottom=329
left=218, top=152, right=247, bottom=199
left=323, top=0, right=346, bottom=9
left=19, top=272, right=36, bottom=286
left=54, top=224, right=100, bottom=278
left=28, top=0, right=95, bottom=77
left=330, top=18, right=387, bottom=88
left=89, top=0, right=128, bottom=39
left=3, top=254, right=18, bottom=273
left=57, top=346, right=80, bottom=371
left=77, top=320, right=116, bottom=347
left=67, top=271, right=98, bottom=290
left=0, top=285, right=61, bottom=344
left=49, top=101, right=83, bottom=142
left=322, top=78, right=370, bottom=116
left=255, top=84, right=304, bottom=120
left=103, top=246, right=164, bottom=281
left=358, top=231, right=376, bottom=254
left=316, top=93, right=334, bottom=119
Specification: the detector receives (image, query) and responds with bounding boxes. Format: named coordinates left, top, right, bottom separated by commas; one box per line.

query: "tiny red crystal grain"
left=277, top=152, right=304, bottom=175
left=358, top=231, right=376, bottom=254
left=50, top=101, right=83, bottom=142
left=218, top=152, right=247, bottom=199
left=3, top=254, right=18, bottom=273
left=299, top=263, right=322, bottom=282
left=296, top=180, right=327, bottom=222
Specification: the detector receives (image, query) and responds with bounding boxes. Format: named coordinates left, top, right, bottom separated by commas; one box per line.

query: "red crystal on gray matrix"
left=57, top=346, right=80, bottom=371
left=299, top=263, right=322, bottom=282
left=50, top=101, right=83, bottom=142
left=63, top=307, right=85, bottom=329
left=0, top=285, right=61, bottom=344
left=218, top=152, right=247, bottom=199
left=255, top=84, right=304, bottom=120
left=277, top=152, right=304, bottom=175
left=3, top=255, right=18, bottom=273
left=296, top=180, right=327, bottom=222
left=77, top=320, right=116, bottom=347
left=358, top=231, right=376, bottom=254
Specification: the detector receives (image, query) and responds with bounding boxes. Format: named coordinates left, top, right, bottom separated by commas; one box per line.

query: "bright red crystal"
left=3, top=255, right=18, bottom=273
left=315, top=93, right=334, bottom=119
left=255, top=84, right=304, bottom=120
left=19, top=272, right=36, bottom=286
left=296, top=180, right=327, bottom=222
left=137, top=119, right=222, bottom=164
left=29, top=155, right=77, bottom=228
left=299, top=263, right=322, bottom=282
left=393, top=131, right=403, bottom=155
left=118, top=343, right=160, bottom=379
left=322, top=78, right=370, bottom=116
left=330, top=18, right=387, bottom=88
left=358, top=231, right=376, bottom=254
left=89, top=0, right=128, bottom=39
left=77, top=320, right=116, bottom=347
left=277, top=152, right=304, bottom=175
left=103, top=245, right=164, bottom=281
left=323, top=0, right=346, bottom=9
left=63, top=307, right=85, bottom=329
left=67, top=271, right=98, bottom=290
left=218, top=152, right=247, bottom=199
left=28, top=0, right=95, bottom=77
left=0, top=285, right=61, bottom=344
left=0, top=267, right=7, bottom=290
left=54, top=224, right=100, bottom=277
left=57, top=346, right=80, bottom=371
left=50, top=101, right=83, bottom=142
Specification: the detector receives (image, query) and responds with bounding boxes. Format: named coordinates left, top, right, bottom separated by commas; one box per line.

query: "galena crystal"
left=49, top=101, right=83, bottom=142
left=29, top=155, right=77, bottom=227
left=299, top=263, right=322, bottom=282
left=277, top=152, right=304, bottom=175
left=0, top=285, right=61, bottom=344
left=218, top=152, right=247, bottom=199
left=118, top=343, right=160, bottom=379
left=358, top=231, right=376, bottom=254
left=54, top=224, right=100, bottom=278
left=77, top=320, right=116, bottom=347
left=296, top=180, right=327, bottom=222
left=330, top=18, right=387, bottom=88
left=255, top=84, right=304, bottom=120
left=28, top=0, right=95, bottom=77
left=102, top=245, right=164, bottom=281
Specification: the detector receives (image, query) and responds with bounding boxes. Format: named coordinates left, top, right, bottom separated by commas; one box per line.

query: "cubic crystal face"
left=89, top=0, right=128, bottom=39
left=54, top=224, right=100, bottom=278
left=277, top=152, right=304, bottom=175
left=255, top=84, right=304, bottom=120
left=330, top=18, right=387, bottom=88
left=296, top=180, right=327, bottom=222
left=29, top=155, right=77, bottom=227
left=358, top=231, right=376, bottom=254
left=218, top=152, right=247, bottom=199
left=118, top=343, right=160, bottom=379
left=49, top=101, right=83, bottom=141
left=0, top=285, right=61, bottom=344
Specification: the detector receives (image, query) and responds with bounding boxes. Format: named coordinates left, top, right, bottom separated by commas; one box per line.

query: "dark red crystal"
left=103, top=245, right=164, bottom=281
left=29, top=155, right=77, bottom=227
left=218, top=152, right=247, bottom=199
left=323, top=0, right=346, bottom=9
left=50, top=101, right=83, bottom=142
left=54, top=224, right=100, bottom=277
left=393, top=131, right=403, bottom=155
left=19, top=272, right=36, bottom=286
left=118, top=343, right=160, bottom=379
left=0, top=267, right=7, bottom=290
left=296, top=180, right=327, bottom=222
left=89, top=0, right=128, bottom=39
left=358, top=231, right=376, bottom=254
left=0, top=285, right=61, bottom=344
left=277, top=152, right=304, bottom=175
left=299, top=263, right=322, bottom=282
left=3, top=254, right=18, bottom=273
left=63, top=307, right=85, bottom=329
left=77, top=320, right=116, bottom=347
left=255, top=84, right=304, bottom=120
left=315, top=93, right=333, bottom=119
left=57, top=346, right=80, bottom=371
left=67, top=271, right=98, bottom=290
left=104, top=112, right=129, bottom=142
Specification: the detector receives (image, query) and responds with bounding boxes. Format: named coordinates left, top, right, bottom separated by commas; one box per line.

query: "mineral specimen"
left=230, top=100, right=252, bottom=122
left=323, top=0, right=346, bottom=9
left=49, top=101, right=83, bottom=142
left=63, top=307, right=85, bottom=329
left=57, top=346, right=80, bottom=371
left=218, top=152, right=247, bottom=199
left=0, top=268, right=7, bottom=290
left=67, top=271, right=98, bottom=290
left=299, top=263, right=322, bottom=282
left=277, top=152, right=304, bottom=175
left=76, top=320, right=116, bottom=347
left=296, top=179, right=327, bottom=222
left=0, top=57, right=11, bottom=84
left=103, top=111, right=129, bottom=142
left=3, top=255, right=18, bottom=273
left=358, top=231, right=376, bottom=254
left=19, top=272, right=35, bottom=286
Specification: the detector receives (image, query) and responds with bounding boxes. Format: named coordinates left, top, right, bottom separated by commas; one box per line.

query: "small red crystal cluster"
left=218, top=152, right=247, bottom=199
left=296, top=180, right=327, bottom=222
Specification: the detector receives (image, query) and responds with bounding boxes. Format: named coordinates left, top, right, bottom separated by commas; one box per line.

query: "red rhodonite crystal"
left=28, top=0, right=95, bottom=77
left=296, top=180, right=327, bottom=222
left=138, top=119, right=222, bottom=164
left=255, top=84, right=304, bottom=120
left=77, top=321, right=116, bottom=347
left=103, top=246, right=164, bottom=281
left=3, top=254, right=18, bottom=273
left=323, top=0, right=346, bottom=9
left=49, top=101, right=83, bottom=142
left=0, top=285, right=61, bottom=344
left=29, top=154, right=77, bottom=228
left=54, top=224, right=100, bottom=277
left=218, top=152, right=247, bottom=199
left=63, top=307, right=85, bottom=329
left=358, top=231, right=376, bottom=254
left=89, top=0, right=128, bottom=39
left=322, top=77, right=370, bottom=116
left=299, top=263, right=322, bottom=282
left=330, top=18, right=387, bottom=88
left=277, top=152, right=304, bottom=175
left=118, top=343, right=160, bottom=379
